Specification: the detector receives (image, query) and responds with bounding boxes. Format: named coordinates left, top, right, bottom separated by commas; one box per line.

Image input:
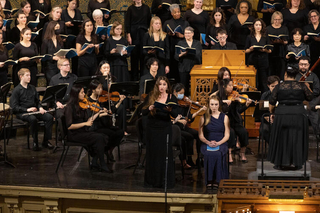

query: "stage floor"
left=1, top=126, right=320, bottom=194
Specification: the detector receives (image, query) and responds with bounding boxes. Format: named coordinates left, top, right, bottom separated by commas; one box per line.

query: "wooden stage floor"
left=1, top=126, right=320, bottom=194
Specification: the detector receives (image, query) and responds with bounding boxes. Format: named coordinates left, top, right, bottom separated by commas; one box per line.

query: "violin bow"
left=184, top=86, right=198, bottom=128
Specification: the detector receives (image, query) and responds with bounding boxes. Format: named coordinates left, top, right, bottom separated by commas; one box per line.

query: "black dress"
left=304, top=24, right=320, bottom=79
left=61, top=9, right=83, bottom=37
left=30, top=0, right=52, bottom=29
left=10, top=27, right=22, bottom=45
left=184, top=9, right=209, bottom=41
left=163, top=17, right=189, bottom=82
left=268, top=81, right=313, bottom=168
left=216, top=0, right=237, bottom=24
left=282, top=8, right=308, bottom=39
left=125, top=3, right=151, bottom=81
left=257, top=0, right=286, bottom=26
left=41, top=39, right=63, bottom=83
left=245, top=35, right=270, bottom=92
left=228, top=14, right=255, bottom=49
left=174, top=39, right=202, bottom=96
left=142, top=33, right=170, bottom=76
left=104, top=36, right=129, bottom=82
left=266, top=25, right=289, bottom=79
left=12, top=42, right=39, bottom=86
left=142, top=94, right=178, bottom=188
left=0, top=47, right=8, bottom=87
left=87, top=0, right=111, bottom=24
left=76, top=35, right=98, bottom=77
left=151, top=0, right=180, bottom=24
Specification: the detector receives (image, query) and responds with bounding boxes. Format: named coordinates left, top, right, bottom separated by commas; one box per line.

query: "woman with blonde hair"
left=199, top=95, right=230, bottom=187
left=142, top=16, right=169, bottom=76
left=42, top=6, right=66, bottom=40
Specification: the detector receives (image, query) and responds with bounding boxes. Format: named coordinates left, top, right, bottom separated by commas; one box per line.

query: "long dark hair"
left=218, top=78, right=232, bottom=100
left=43, top=21, right=63, bottom=44
left=79, top=18, right=98, bottom=44
left=67, top=0, right=79, bottom=8
left=250, top=18, right=266, bottom=37
left=87, top=79, right=101, bottom=97
left=210, top=8, right=226, bottom=26
left=217, top=67, right=231, bottom=82
left=68, top=84, right=84, bottom=116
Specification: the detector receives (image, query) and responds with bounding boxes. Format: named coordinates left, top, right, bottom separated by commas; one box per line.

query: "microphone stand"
left=0, top=82, right=15, bottom=168
left=164, top=133, right=169, bottom=213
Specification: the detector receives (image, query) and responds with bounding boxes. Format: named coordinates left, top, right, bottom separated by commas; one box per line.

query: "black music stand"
left=0, top=82, right=15, bottom=168
left=109, top=81, right=140, bottom=96
left=41, top=84, right=68, bottom=153
left=74, top=75, right=102, bottom=90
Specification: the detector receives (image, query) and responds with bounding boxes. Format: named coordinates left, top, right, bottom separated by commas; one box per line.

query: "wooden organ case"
left=190, top=50, right=259, bottom=137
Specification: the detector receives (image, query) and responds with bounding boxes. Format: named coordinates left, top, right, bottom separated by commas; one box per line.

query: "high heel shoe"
left=239, top=152, right=248, bottom=163
left=100, top=164, right=113, bottom=173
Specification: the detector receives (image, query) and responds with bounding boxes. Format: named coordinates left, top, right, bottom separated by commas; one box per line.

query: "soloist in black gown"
left=142, top=94, right=178, bottom=188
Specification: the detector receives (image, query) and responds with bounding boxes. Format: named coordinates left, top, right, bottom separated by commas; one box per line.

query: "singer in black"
left=142, top=76, right=180, bottom=188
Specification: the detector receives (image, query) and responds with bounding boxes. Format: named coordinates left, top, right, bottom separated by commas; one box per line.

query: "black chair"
left=55, top=115, right=91, bottom=173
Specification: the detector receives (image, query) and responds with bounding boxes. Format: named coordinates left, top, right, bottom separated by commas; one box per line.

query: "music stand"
left=41, top=84, right=68, bottom=153
left=109, top=81, right=140, bottom=96
left=74, top=75, right=100, bottom=91
left=0, top=82, right=15, bottom=168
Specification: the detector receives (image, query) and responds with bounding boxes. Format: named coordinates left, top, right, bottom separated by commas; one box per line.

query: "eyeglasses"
left=62, top=64, right=70, bottom=66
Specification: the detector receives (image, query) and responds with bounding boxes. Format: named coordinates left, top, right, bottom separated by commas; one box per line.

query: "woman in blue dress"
left=199, top=95, right=230, bottom=187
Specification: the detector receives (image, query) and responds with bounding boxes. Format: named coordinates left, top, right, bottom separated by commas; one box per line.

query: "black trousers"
left=95, top=127, right=124, bottom=150
left=17, top=112, right=53, bottom=143
left=231, top=123, right=249, bottom=147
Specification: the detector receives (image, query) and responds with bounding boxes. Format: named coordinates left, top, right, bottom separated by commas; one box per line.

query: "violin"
left=99, top=91, right=121, bottom=102
left=79, top=98, right=103, bottom=112
left=178, top=96, right=202, bottom=110
left=227, top=91, right=257, bottom=104
left=233, top=79, right=257, bottom=91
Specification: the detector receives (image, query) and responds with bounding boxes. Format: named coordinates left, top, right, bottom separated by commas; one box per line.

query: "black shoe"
left=106, top=151, right=116, bottom=163
left=42, top=141, right=54, bottom=150
left=33, top=143, right=41, bottom=151
left=101, top=165, right=113, bottom=173
left=90, top=163, right=101, bottom=171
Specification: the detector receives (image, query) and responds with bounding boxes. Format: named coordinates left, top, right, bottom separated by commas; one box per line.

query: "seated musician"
left=49, top=58, right=78, bottom=116
left=295, top=56, right=320, bottom=135
left=172, top=83, right=207, bottom=168
left=139, top=57, right=159, bottom=96
left=87, top=80, right=124, bottom=162
left=212, top=29, right=237, bottom=50
left=216, top=79, right=252, bottom=163
left=259, top=75, right=280, bottom=143
left=10, top=68, right=54, bottom=151
left=64, top=84, right=112, bottom=173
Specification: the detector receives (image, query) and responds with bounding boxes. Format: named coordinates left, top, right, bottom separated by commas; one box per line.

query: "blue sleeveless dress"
left=201, top=113, right=229, bottom=184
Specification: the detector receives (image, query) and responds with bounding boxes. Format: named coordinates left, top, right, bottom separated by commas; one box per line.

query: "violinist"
left=64, top=84, right=112, bottom=173
left=10, top=68, right=54, bottom=151
left=49, top=58, right=78, bottom=117
left=139, top=57, right=159, bottom=96
left=87, top=80, right=124, bottom=163
left=216, top=78, right=252, bottom=163
left=295, top=56, right=320, bottom=135
left=95, top=60, right=129, bottom=135
left=173, top=83, right=207, bottom=168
